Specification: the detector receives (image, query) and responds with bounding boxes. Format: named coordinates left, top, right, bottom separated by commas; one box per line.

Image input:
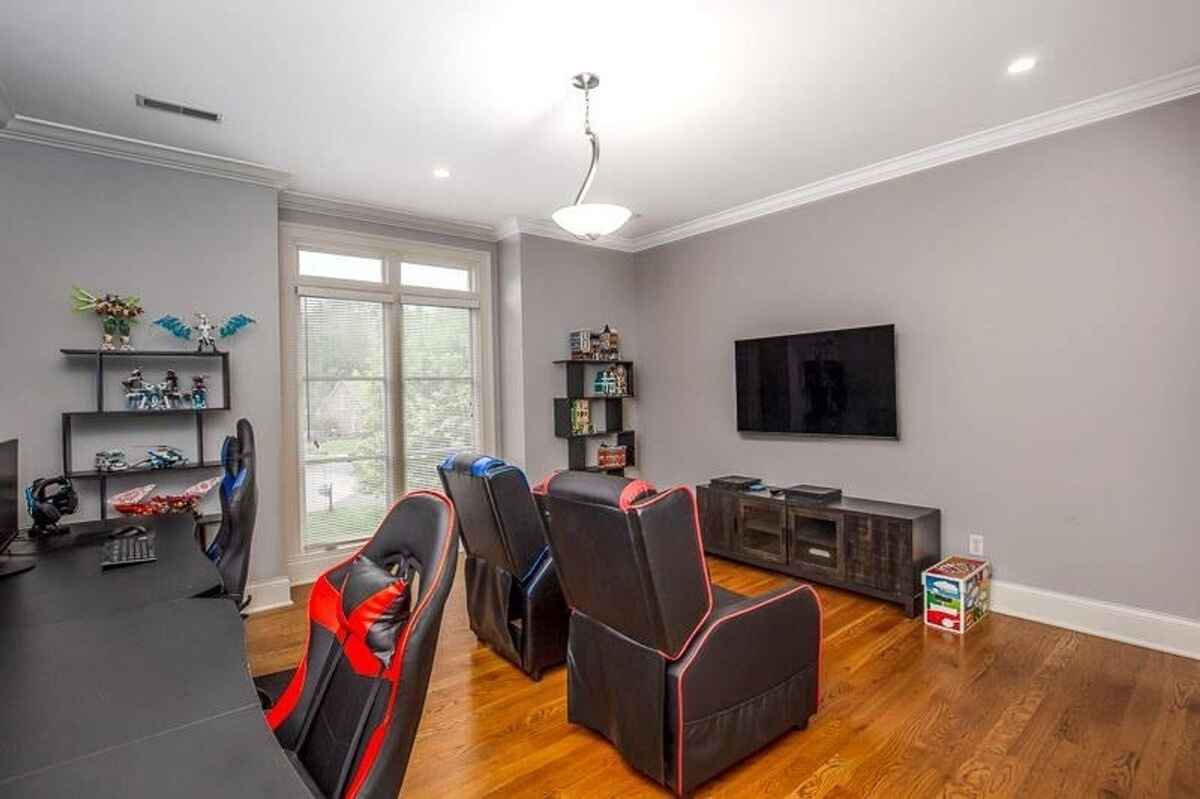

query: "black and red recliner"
left=438, top=453, right=569, bottom=680
left=259, top=490, right=459, bottom=799
left=536, top=471, right=823, bottom=796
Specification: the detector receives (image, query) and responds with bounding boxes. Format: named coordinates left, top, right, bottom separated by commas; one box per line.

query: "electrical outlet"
left=969, top=534, right=985, bottom=556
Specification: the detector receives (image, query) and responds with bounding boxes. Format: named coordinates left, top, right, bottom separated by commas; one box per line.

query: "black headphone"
left=25, top=476, right=79, bottom=536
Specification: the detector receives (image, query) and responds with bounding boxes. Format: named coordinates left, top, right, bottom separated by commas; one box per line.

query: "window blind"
left=401, top=304, right=477, bottom=491
left=297, top=296, right=391, bottom=550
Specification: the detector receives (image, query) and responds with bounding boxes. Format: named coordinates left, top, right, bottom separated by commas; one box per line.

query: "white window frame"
left=279, top=222, right=497, bottom=582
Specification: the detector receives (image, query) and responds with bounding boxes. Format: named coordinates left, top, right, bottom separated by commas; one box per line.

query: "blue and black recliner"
left=437, top=453, right=569, bottom=680
left=206, top=417, right=257, bottom=611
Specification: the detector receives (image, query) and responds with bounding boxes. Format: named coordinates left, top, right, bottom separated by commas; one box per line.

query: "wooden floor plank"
left=244, top=555, right=1200, bottom=798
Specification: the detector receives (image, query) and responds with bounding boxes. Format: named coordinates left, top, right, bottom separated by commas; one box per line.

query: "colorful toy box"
left=922, top=555, right=991, bottom=634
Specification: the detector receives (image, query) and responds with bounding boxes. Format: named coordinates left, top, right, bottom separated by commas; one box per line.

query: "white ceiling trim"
left=0, top=114, right=290, bottom=188
left=279, top=190, right=497, bottom=243
left=628, top=64, right=1200, bottom=252
left=497, top=216, right=640, bottom=252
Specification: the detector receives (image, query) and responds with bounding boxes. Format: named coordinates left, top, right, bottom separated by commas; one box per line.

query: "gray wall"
left=0, top=139, right=284, bottom=583
left=497, top=234, right=526, bottom=465
left=633, top=94, right=1200, bottom=619
left=499, top=234, right=638, bottom=481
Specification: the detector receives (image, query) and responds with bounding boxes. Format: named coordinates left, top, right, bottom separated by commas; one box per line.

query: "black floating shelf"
left=61, top=348, right=228, bottom=358
left=64, top=512, right=222, bottom=538
left=67, top=460, right=224, bottom=481
left=558, top=429, right=633, bottom=440
left=64, top=408, right=228, bottom=419
left=582, top=465, right=628, bottom=473
left=552, top=359, right=635, bottom=366
left=558, top=394, right=635, bottom=401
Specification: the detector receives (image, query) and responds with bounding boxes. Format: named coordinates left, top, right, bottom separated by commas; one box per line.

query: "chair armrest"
left=667, top=583, right=822, bottom=723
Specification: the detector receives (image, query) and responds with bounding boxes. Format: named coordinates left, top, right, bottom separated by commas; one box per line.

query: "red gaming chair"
left=536, top=471, right=823, bottom=795
left=260, top=490, right=458, bottom=799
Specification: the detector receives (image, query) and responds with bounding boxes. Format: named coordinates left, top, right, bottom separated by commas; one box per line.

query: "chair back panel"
left=267, top=491, right=459, bottom=799
left=540, top=472, right=712, bottom=659
left=438, top=453, right=546, bottom=578
left=208, top=418, right=257, bottom=600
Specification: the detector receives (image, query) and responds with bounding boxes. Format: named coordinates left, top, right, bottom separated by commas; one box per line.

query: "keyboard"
left=101, top=529, right=157, bottom=569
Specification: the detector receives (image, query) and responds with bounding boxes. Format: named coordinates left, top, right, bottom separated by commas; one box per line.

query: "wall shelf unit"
left=59, top=348, right=232, bottom=520
left=552, top=359, right=636, bottom=475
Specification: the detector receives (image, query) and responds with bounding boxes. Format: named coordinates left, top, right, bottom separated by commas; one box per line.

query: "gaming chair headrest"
left=437, top=452, right=546, bottom=577
left=438, top=451, right=507, bottom=478
left=539, top=470, right=656, bottom=510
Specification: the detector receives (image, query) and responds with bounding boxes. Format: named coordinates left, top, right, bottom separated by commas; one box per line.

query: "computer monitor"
left=0, top=439, right=34, bottom=578
left=0, top=439, right=17, bottom=553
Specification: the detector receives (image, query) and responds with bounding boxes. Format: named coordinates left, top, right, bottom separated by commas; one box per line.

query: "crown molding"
left=498, top=216, right=639, bottom=252
left=278, top=190, right=498, bottom=243
left=629, top=64, right=1200, bottom=252
left=0, top=114, right=290, bottom=188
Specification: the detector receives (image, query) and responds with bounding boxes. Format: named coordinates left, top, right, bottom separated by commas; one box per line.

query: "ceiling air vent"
left=135, top=94, right=222, bottom=123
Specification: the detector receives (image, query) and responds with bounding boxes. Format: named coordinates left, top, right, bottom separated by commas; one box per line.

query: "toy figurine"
left=94, top=449, right=129, bottom=472
left=162, top=369, right=184, bottom=409
left=138, top=446, right=187, bottom=470
left=72, top=287, right=144, bottom=351
left=189, top=375, right=209, bottom=409
left=569, top=399, right=592, bottom=435
left=154, top=312, right=256, bottom=352
left=123, top=368, right=147, bottom=409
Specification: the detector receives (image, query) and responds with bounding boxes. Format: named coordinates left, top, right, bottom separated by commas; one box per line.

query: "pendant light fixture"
left=552, top=72, right=632, bottom=241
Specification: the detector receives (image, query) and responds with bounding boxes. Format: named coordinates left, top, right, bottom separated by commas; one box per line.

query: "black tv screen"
left=735, top=324, right=897, bottom=438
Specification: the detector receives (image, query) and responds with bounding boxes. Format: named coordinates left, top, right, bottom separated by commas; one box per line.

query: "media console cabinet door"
left=844, top=514, right=910, bottom=595
left=787, top=507, right=845, bottom=580
left=697, top=487, right=737, bottom=553
left=736, top=497, right=788, bottom=564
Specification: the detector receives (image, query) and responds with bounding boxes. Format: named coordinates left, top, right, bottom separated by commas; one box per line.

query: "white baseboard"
left=991, top=580, right=1200, bottom=661
left=243, top=576, right=294, bottom=615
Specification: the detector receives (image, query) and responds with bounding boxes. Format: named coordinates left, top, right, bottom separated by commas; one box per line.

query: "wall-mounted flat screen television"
left=735, top=324, right=897, bottom=438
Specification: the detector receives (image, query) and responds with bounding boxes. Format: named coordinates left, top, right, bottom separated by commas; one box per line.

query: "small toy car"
left=94, top=449, right=129, bottom=472
left=143, top=446, right=187, bottom=470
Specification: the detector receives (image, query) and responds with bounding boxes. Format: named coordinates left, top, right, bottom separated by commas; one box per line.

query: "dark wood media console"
left=697, top=485, right=941, bottom=616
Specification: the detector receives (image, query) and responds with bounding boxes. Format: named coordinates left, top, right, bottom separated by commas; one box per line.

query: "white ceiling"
left=1, top=1, right=1198, bottom=239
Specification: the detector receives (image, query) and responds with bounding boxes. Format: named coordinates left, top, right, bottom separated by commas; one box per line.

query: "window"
left=401, top=304, right=477, bottom=490
left=282, top=226, right=494, bottom=560
left=400, top=262, right=470, bottom=291
left=297, top=297, right=391, bottom=549
left=298, top=250, right=383, bottom=283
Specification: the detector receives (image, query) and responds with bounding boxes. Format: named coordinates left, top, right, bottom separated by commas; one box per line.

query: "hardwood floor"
left=245, top=556, right=1200, bottom=798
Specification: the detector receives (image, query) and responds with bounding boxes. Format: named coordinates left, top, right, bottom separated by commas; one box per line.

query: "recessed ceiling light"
left=432, top=167, right=451, bottom=179
left=1007, top=56, right=1037, bottom=75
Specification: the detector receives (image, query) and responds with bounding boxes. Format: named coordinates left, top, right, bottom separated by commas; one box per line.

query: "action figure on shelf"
left=189, top=375, right=209, bottom=409
left=162, top=369, right=184, bottom=409
left=153, top=312, right=256, bottom=352
left=122, top=368, right=147, bottom=409
left=71, top=287, right=144, bottom=351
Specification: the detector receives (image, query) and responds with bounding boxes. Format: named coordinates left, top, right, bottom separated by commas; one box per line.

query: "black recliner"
left=437, top=453, right=569, bottom=680
left=205, top=417, right=257, bottom=610
left=259, top=490, right=459, bottom=799
left=536, top=471, right=823, bottom=796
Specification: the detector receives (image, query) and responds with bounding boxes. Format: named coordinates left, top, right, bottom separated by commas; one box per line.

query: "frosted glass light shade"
left=552, top=203, right=632, bottom=240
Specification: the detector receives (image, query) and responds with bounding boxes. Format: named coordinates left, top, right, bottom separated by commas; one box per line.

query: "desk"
left=0, top=519, right=310, bottom=797
left=0, top=514, right=222, bottom=627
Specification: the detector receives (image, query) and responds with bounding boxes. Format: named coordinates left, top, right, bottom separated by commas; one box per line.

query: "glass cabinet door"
left=737, top=500, right=788, bottom=563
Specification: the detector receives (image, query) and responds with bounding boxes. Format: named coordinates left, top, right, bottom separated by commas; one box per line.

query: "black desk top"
left=0, top=514, right=222, bottom=627
left=1, top=706, right=312, bottom=799
left=0, top=517, right=310, bottom=797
